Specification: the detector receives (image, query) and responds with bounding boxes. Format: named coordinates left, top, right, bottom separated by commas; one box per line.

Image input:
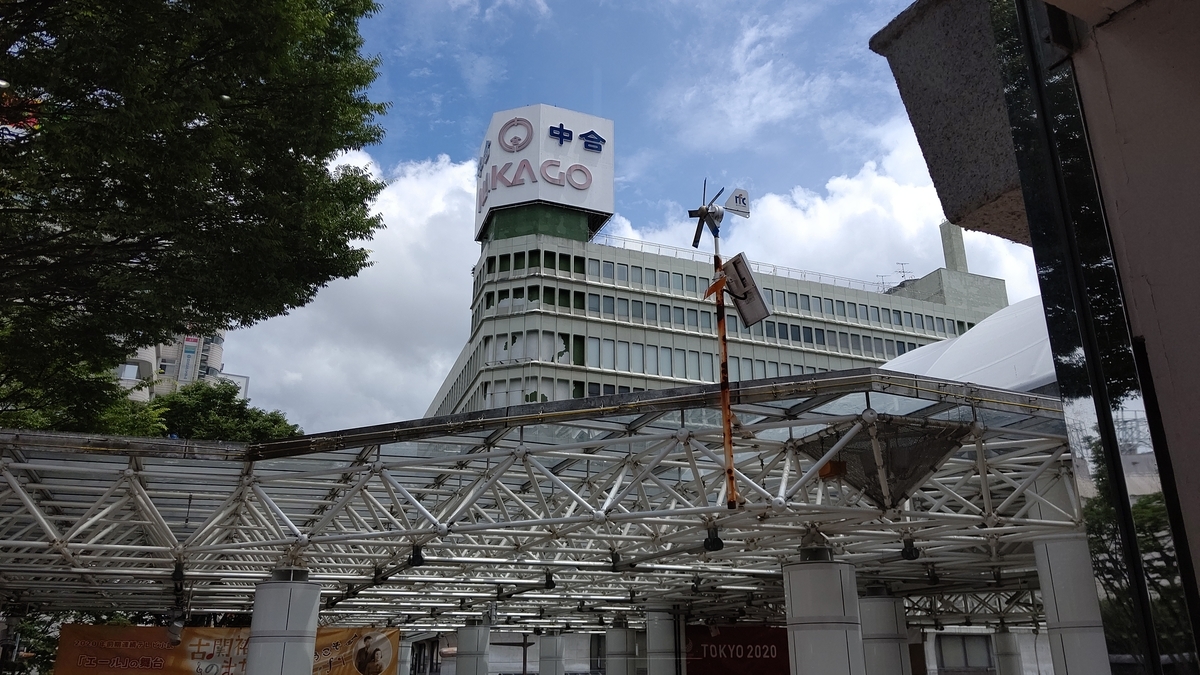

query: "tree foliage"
left=152, top=380, right=301, bottom=442
left=0, top=0, right=387, bottom=419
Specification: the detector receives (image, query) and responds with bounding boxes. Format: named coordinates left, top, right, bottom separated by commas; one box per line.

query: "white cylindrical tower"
left=539, top=631, right=565, bottom=675
left=606, top=626, right=637, bottom=675
left=645, top=605, right=676, bottom=675
left=244, top=568, right=322, bottom=675
left=456, top=622, right=490, bottom=675
left=782, top=551, right=866, bottom=675
left=859, top=595, right=911, bottom=675
left=993, top=628, right=1023, bottom=675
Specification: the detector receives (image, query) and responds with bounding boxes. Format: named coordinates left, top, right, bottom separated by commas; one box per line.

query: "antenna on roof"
left=895, top=262, right=913, bottom=280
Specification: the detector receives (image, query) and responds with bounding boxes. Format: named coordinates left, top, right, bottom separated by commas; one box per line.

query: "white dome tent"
left=883, top=295, right=1056, bottom=393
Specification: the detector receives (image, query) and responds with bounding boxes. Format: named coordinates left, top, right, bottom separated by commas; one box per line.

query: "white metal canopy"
left=0, top=369, right=1077, bottom=630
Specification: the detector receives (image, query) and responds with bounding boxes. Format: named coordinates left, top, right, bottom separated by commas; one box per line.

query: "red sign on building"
left=684, top=625, right=788, bottom=675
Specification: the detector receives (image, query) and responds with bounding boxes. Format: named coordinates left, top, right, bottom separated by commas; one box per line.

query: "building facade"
left=427, top=106, right=1007, bottom=417
left=114, top=332, right=249, bottom=402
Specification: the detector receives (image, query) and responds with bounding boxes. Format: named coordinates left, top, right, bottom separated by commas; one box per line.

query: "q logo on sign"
left=498, top=118, right=533, bottom=153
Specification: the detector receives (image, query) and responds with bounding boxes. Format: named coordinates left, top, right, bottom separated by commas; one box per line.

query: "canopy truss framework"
left=0, top=370, right=1077, bottom=630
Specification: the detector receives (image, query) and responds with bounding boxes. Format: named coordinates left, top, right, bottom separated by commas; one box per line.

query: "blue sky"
left=222, top=0, right=1039, bottom=432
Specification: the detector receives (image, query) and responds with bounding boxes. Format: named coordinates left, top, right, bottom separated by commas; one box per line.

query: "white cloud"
left=222, top=156, right=479, bottom=432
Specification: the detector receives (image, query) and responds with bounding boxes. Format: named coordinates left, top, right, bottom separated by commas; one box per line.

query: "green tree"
left=0, top=0, right=387, bottom=422
left=151, top=380, right=301, bottom=442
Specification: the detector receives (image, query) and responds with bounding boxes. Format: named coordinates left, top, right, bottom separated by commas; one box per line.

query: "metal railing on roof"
left=592, top=233, right=892, bottom=293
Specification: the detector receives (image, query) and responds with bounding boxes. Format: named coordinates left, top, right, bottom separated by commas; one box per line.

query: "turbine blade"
left=702, top=178, right=707, bottom=204
left=692, top=219, right=705, bottom=248
left=708, top=187, right=725, bottom=207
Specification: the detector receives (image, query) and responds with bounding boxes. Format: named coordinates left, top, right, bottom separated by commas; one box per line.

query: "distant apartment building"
left=426, top=105, right=1007, bottom=416
left=115, top=332, right=249, bottom=402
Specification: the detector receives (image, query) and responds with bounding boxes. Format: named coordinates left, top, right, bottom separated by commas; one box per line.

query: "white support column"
left=646, top=605, right=676, bottom=675
left=782, top=551, right=866, bottom=675
left=993, top=628, right=1023, bottom=675
left=396, top=637, right=413, bottom=675
left=606, top=626, right=637, bottom=675
left=1029, top=471, right=1111, bottom=675
left=859, top=595, right=911, bottom=675
left=245, top=568, right=322, bottom=675
left=539, top=631, right=565, bottom=675
left=456, top=623, right=490, bottom=675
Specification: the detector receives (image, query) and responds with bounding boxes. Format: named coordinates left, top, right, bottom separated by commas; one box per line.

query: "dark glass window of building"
left=791, top=325, right=802, bottom=341
left=815, top=329, right=826, bottom=345
left=589, top=294, right=601, bottom=312
left=824, top=298, right=835, bottom=314
left=573, top=291, right=585, bottom=310
left=765, top=321, right=777, bottom=338
left=659, top=271, right=670, bottom=287
left=686, top=275, right=697, bottom=292
left=617, top=264, right=628, bottom=281
left=529, top=249, right=540, bottom=267
left=602, top=296, right=615, bottom=315
left=631, top=266, right=642, bottom=283
left=646, top=303, right=657, bottom=321
left=803, top=326, right=814, bottom=343
left=632, top=301, right=643, bottom=319
left=602, top=261, right=615, bottom=279
left=671, top=273, right=684, bottom=290
left=486, top=256, right=497, bottom=274
left=800, top=295, right=811, bottom=311
left=499, top=254, right=511, bottom=272
left=836, top=300, right=846, bottom=316
left=574, top=256, right=585, bottom=274
left=673, top=306, right=685, bottom=325
left=588, top=258, right=601, bottom=276
left=514, top=252, right=525, bottom=270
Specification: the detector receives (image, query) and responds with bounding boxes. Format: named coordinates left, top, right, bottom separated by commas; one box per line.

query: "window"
left=874, top=337, right=885, bottom=354
left=777, top=322, right=788, bottom=340
left=632, top=343, right=644, bottom=372
left=701, top=353, right=714, bottom=381
left=847, top=303, right=858, bottom=319
left=781, top=363, right=792, bottom=376
left=560, top=254, right=572, bottom=272
left=514, top=251, right=525, bottom=269
left=587, top=338, right=600, bottom=367
left=959, top=320, right=968, bottom=333
left=672, top=273, right=684, bottom=290
left=602, top=295, right=615, bottom=315
left=741, top=358, right=753, bottom=380
left=646, top=303, right=658, bottom=321
left=800, top=295, right=811, bottom=311
left=588, top=382, right=601, bottom=397
left=687, top=309, right=699, bottom=327
left=602, top=339, right=615, bottom=369
left=603, top=384, right=616, bottom=395
left=926, top=315, right=935, bottom=330
left=902, top=312, right=913, bottom=327
left=556, top=288, right=568, bottom=307
left=767, top=361, right=779, bottom=378
left=701, top=311, right=712, bottom=330
left=728, top=314, right=739, bottom=333
left=788, top=292, right=799, bottom=309
left=588, top=258, right=601, bottom=276
left=513, top=287, right=524, bottom=300
left=573, top=381, right=585, bottom=398
left=839, top=332, right=850, bottom=349
left=753, top=360, right=766, bottom=379
left=870, top=306, right=880, bottom=322
left=765, top=321, right=776, bottom=338
left=851, top=334, right=861, bottom=351
left=763, top=288, right=774, bottom=305
left=824, top=298, right=835, bottom=314
left=659, top=304, right=670, bottom=323
left=686, top=275, right=697, bottom=292
left=528, top=286, right=540, bottom=302
left=486, top=256, right=497, bottom=274
left=936, top=317, right=946, bottom=332
left=803, top=326, right=814, bottom=343
left=646, top=345, right=658, bottom=375
left=617, top=264, right=628, bottom=281
left=890, top=310, right=901, bottom=325
left=632, top=301, right=643, bottom=319
left=687, top=351, right=700, bottom=380
left=815, top=329, right=826, bottom=345
left=529, top=249, right=540, bottom=267
left=544, top=251, right=556, bottom=268
left=936, top=634, right=993, bottom=670
left=631, top=266, right=643, bottom=283
left=617, top=298, right=629, bottom=318
left=574, top=291, right=586, bottom=310
left=896, top=342, right=907, bottom=355
left=659, top=270, right=670, bottom=287
left=914, top=314, right=924, bottom=329
left=700, top=277, right=710, bottom=291
left=791, top=324, right=802, bottom=341
left=485, top=292, right=494, bottom=309
left=602, top=261, right=614, bottom=279
left=499, top=254, right=511, bottom=272
left=573, top=336, right=586, bottom=365
left=645, top=268, right=656, bottom=286
left=775, top=290, right=786, bottom=307
left=588, top=293, right=600, bottom=312
left=885, top=340, right=896, bottom=357
left=752, top=321, right=763, bottom=336
left=673, top=306, right=685, bottom=325
left=909, top=342, right=918, bottom=351
left=729, top=358, right=740, bottom=381
left=836, top=300, right=846, bottom=316
left=660, top=347, right=673, bottom=377
left=574, top=256, right=585, bottom=274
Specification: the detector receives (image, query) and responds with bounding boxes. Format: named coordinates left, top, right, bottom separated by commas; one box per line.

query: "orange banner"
left=55, top=624, right=400, bottom=675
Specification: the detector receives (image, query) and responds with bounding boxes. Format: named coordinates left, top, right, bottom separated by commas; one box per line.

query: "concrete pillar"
left=994, top=629, right=1023, bottom=675
left=456, top=623, right=490, bottom=675
left=782, top=551, right=866, bottom=675
left=1029, top=471, right=1111, bottom=675
left=859, top=595, right=911, bottom=675
left=646, top=605, right=675, bottom=675
left=539, top=631, right=565, bottom=675
left=605, top=627, right=637, bottom=675
left=245, top=568, right=322, bottom=675
left=396, top=637, right=413, bottom=675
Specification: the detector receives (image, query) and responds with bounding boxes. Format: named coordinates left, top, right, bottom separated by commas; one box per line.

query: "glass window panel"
left=847, top=303, right=858, bottom=319
left=788, top=292, right=799, bottom=309
left=763, top=288, right=774, bottom=305
left=602, top=261, right=614, bottom=278
left=630, top=266, right=642, bottom=283
left=824, top=298, right=835, bottom=314
left=617, top=264, right=628, bottom=281
left=741, top=358, right=753, bottom=379
left=602, top=339, right=615, bottom=369
left=836, top=300, right=846, bottom=316
left=588, top=258, right=600, bottom=276
left=499, top=254, right=511, bottom=272
left=588, top=382, right=601, bottom=397
left=645, top=268, right=656, bottom=286
left=661, top=304, right=671, bottom=322
left=672, top=273, right=683, bottom=290
left=573, top=256, right=585, bottom=273
left=701, top=311, right=712, bottom=330
left=660, top=347, right=672, bottom=377
left=870, top=306, right=880, bottom=322
left=587, top=337, right=600, bottom=367
left=767, top=361, right=778, bottom=377
left=588, top=294, right=601, bottom=312
left=603, top=295, right=615, bottom=315
left=893, top=310, right=903, bottom=325
left=686, top=275, right=697, bottom=292
left=781, top=363, right=792, bottom=376
left=632, top=300, right=643, bottom=319
left=701, top=353, right=714, bottom=381
left=775, top=290, right=786, bottom=306
left=673, top=306, right=685, bottom=325
left=687, top=309, right=699, bottom=326
left=938, top=636, right=967, bottom=669
left=815, top=329, right=826, bottom=345
left=646, top=303, right=657, bottom=321
left=632, top=343, right=644, bottom=373
left=803, top=326, right=814, bottom=343
left=896, top=342, right=907, bottom=355
left=914, top=313, right=924, bottom=329
left=765, top=321, right=776, bottom=338
left=658, top=271, right=670, bottom=287
left=753, top=360, right=766, bottom=379
left=839, top=332, right=850, bottom=349
left=486, top=256, right=497, bottom=274
left=800, top=295, right=811, bottom=311
left=936, top=317, right=946, bottom=332
left=964, top=636, right=990, bottom=668
left=645, top=345, right=658, bottom=375
left=851, top=334, right=861, bottom=351
left=729, top=357, right=740, bottom=381
left=791, top=324, right=802, bottom=341
left=675, top=349, right=686, bottom=377
left=574, top=291, right=585, bottom=309
left=617, top=341, right=630, bottom=371
left=617, top=298, right=629, bottom=318
left=752, top=321, right=763, bottom=336
left=687, top=351, right=700, bottom=380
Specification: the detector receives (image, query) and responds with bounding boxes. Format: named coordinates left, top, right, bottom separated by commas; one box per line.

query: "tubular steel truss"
left=0, top=370, right=1077, bottom=630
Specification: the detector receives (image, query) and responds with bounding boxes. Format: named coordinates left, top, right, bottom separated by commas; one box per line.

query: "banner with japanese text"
left=54, top=624, right=400, bottom=675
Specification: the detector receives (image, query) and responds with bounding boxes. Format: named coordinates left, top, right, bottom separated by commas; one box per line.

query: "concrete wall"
left=1069, top=0, right=1200, bottom=590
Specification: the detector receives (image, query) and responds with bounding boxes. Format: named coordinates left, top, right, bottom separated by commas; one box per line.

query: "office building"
left=114, top=332, right=249, bottom=402
left=427, top=104, right=1007, bottom=416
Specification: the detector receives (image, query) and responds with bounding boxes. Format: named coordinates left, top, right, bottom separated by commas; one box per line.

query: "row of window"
left=480, top=248, right=975, bottom=336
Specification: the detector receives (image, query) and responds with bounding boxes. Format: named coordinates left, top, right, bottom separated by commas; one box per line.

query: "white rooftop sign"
left=474, top=104, right=615, bottom=239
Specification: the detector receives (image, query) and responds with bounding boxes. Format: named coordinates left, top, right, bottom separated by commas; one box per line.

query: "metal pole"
left=712, top=235, right=739, bottom=510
